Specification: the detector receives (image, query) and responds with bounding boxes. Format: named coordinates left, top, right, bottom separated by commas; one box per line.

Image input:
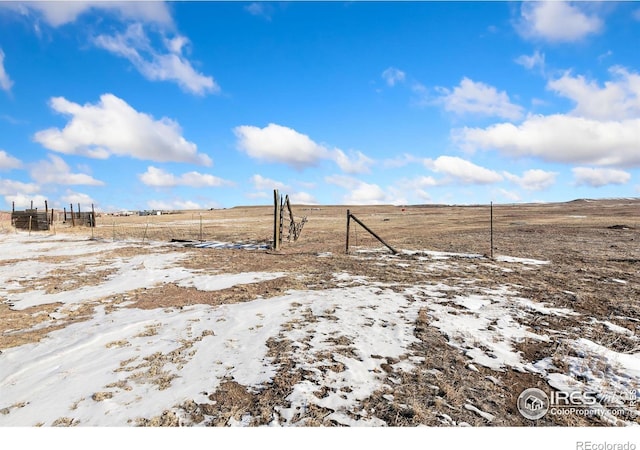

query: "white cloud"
left=383, top=153, right=421, bottom=169
left=16, top=1, right=173, bottom=28
left=572, top=167, right=631, bottom=187
left=30, top=155, right=104, bottom=186
left=4, top=193, right=48, bottom=209
left=245, top=3, right=273, bottom=20
left=396, top=176, right=438, bottom=202
left=248, top=175, right=315, bottom=204
left=0, top=178, right=40, bottom=196
left=502, top=169, right=557, bottom=191
left=333, top=149, right=374, bottom=174
left=547, top=66, right=640, bottom=121
left=94, top=23, right=218, bottom=96
left=251, top=174, right=289, bottom=191
left=139, top=166, right=231, bottom=188
left=0, top=176, right=42, bottom=208
left=325, top=175, right=398, bottom=205
left=455, top=115, right=640, bottom=167
left=424, top=156, right=503, bottom=185
left=147, top=199, right=202, bottom=211
left=515, top=50, right=545, bottom=72
left=234, top=123, right=330, bottom=170
left=344, top=183, right=389, bottom=205
left=0, top=150, right=22, bottom=171
left=234, top=123, right=372, bottom=173
left=0, top=49, right=13, bottom=93
left=381, top=67, right=406, bottom=87
left=517, top=1, right=603, bottom=43
left=435, top=78, right=523, bottom=120
left=402, top=175, right=439, bottom=189
left=496, top=188, right=521, bottom=202
left=34, top=94, right=212, bottom=166
left=60, top=190, right=96, bottom=210
left=289, top=192, right=318, bottom=205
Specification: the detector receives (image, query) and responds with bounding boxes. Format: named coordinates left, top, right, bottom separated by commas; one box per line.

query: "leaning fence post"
left=348, top=212, right=398, bottom=254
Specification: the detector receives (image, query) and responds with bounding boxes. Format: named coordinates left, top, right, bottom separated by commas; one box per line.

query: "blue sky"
left=1, top=1, right=640, bottom=211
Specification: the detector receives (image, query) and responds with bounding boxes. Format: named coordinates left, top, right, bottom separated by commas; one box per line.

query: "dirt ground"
left=1, top=198, right=639, bottom=426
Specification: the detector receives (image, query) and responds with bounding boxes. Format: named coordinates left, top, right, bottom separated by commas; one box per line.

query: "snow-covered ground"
left=0, top=232, right=638, bottom=428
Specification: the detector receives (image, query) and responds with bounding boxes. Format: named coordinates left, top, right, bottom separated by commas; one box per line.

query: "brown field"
left=1, top=198, right=639, bottom=427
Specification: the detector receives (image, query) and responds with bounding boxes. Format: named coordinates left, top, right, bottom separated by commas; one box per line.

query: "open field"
left=1, top=199, right=639, bottom=427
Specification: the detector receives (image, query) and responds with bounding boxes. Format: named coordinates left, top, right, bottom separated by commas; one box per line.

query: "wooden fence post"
left=490, top=201, right=494, bottom=260
left=70, top=204, right=75, bottom=227
left=273, top=189, right=281, bottom=251
left=346, top=209, right=351, bottom=254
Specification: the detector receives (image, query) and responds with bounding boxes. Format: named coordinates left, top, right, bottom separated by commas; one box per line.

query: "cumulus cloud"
left=325, top=175, right=399, bottom=205
left=139, top=166, right=231, bottom=188
left=502, top=169, right=558, bottom=191
left=0, top=178, right=40, bottom=196
left=12, top=1, right=173, bottom=28
left=4, top=193, right=48, bottom=209
left=333, top=149, right=374, bottom=174
left=516, top=1, right=603, bottom=43
left=60, top=190, right=96, bottom=210
left=0, top=177, right=42, bottom=208
left=234, top=123, right=373, bottom=173
left=455, top=66, right=640, bottom=168
left=496, top=188, right=521, bottom=202
left=382, top=153, right=421, bottom=169
left=34, top=94, right=212, bottom=166
left=289, top=191, right=318, bottom=205
left=547, top=66, right=640, bottom=121
left=234, top=123, right=330, bottom=170
left=454, top=115, right=640, bottom=167
left=245, top=2, right=273, bottom=20
left=435, top=78, right=523, bottom=120
left=396, top=176, right=439, bottom=202
left=381, top=67, right=406, bottom=87
left=424, top=156, right=503, bottom=185
left=0, top=150, right=22, bottom=171
left=572, top=167, right=631, bottom=187
left=398, top=175, right=439, bottom=190
left=251, top=174, right=289, bottom=191
left=248, top=175, right=316, bottom=204
left=0, top=49, right=13, bottom=93
left=30, top=155, right=104, bottom=186
left=515, top=50, right=545, bottom=73
left=94, top=23, right=218, bottom=96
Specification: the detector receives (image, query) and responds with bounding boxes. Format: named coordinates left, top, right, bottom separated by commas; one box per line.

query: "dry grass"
left=1, top=198, right=639, bottom=426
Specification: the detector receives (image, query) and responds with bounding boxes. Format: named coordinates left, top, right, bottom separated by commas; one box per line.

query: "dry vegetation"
left=1, top=198, right=639, bottom=426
